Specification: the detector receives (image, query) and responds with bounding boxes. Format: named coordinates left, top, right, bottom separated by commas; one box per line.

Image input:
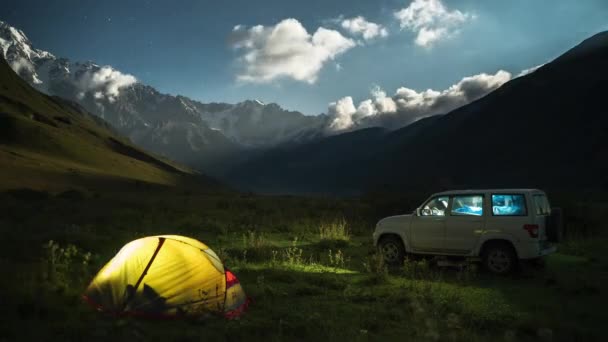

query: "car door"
left=444, top=194, right=486, bottom=254
left=410, top=196, right=448, bottom=252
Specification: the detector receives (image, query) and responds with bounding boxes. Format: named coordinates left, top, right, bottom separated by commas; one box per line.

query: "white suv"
left=373, top=189, right=561, bottom=274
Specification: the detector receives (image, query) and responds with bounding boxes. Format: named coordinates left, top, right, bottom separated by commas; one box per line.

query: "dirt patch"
left=0, top=95, right=30, bottom=114
left=55, top=189, right=86, bottom=201
left=4, top=188, right=50, bottom=201
left=53, top=116, right=72, bottom=125
left=0, top=112, right=17, bottom=143
left=106, top=137, right=181, bottom=173
left=31, top=113, right=58, bottom=127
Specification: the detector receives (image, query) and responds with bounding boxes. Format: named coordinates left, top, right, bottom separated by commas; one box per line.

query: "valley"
left=1, top=7, right=607, bottom=341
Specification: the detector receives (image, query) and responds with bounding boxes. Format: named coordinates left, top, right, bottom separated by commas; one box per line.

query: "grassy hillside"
left=0, top=55, right=219, bottom=193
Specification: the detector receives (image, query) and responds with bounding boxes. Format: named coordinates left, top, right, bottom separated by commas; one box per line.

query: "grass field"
left=0, top=189, right=605, bottom=342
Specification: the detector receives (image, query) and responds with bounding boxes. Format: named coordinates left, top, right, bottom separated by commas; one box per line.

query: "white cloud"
left=370, top=86, right=397, bottom=113
left=9, top=57, right=43, bottom=85
left=327, top=85, right=399, bottom=131
left=327, top=70, right=512, bottom=131
left=230, top=18, right=356, bottom=84
left=9, top=57, right=35, bottom=74
left=75, top=66, right=137, bottom=102
left=328, top=96, right=357, bottom=130
left=516, top=63, right=544, bottom=77
left=394, top=70, right=511, bottom=113
left=394, top=0, right=473, bottom=47
left=341, top=16, right=388, bottom=41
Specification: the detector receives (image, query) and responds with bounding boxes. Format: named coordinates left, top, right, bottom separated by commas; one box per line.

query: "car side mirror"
left=415, top=208, right=421, bottom=216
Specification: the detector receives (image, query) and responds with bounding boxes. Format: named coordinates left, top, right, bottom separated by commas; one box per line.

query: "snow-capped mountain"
left=0, top=20, right=326, bottom=173
left=176, top=98, right=327, bottom=147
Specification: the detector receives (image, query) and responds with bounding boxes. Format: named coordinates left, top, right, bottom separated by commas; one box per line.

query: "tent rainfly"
left=83, top=235, right=249, bottom=319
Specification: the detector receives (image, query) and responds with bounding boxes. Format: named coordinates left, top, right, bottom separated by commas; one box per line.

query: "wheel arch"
left=479, top=239, right=519, bottom=259
left=377, top=233, right=408, bottom=253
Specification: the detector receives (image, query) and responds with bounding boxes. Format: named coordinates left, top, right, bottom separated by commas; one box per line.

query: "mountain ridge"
left=227, top=30, right=608, bottom=194
left=0, top=53, right=222, bottom=193
left=0, top=20, right=327, bottom=175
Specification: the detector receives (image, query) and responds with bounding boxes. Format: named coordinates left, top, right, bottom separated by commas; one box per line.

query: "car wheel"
left=482, top=243, right=517, bottom=275
left=378, top=236, right=405, bottom=266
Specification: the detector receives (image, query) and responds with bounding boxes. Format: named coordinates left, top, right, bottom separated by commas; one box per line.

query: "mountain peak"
left=0, top=20, right=54, bottom=61
left=0, top=21, right=30, bottom=45
left=0, top=21, right=326, bottom=156
left=552, top=30, right=608, bottom=65
left=239, top=99, right=266, bottom=107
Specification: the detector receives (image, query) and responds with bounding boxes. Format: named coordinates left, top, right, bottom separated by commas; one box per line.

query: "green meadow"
left=0, top=189, right=605, bottom=341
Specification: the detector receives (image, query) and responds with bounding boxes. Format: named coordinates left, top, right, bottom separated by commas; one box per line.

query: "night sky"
left=2, top=0, right=607, bottom=115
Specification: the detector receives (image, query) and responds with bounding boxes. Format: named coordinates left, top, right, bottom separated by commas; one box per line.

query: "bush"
left=362, top=252, right=388, bottom=283
left=243, top=230, right=267, bottom=250
left=283, top=238, right=304, bottom=266
left=327, top=249, right=349, bottom=269
left=319, top=218, right=350, bottom=243
left=41, top=240, right=94, bottom=291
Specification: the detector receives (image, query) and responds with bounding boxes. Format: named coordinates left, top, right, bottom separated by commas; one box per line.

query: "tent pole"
left=122, top=237, right=166, bottom=311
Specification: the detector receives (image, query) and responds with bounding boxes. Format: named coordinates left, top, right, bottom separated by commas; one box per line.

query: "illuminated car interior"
left=451, top=195, right=484, bottom=216
left=492, top=194, right=527, bottom=216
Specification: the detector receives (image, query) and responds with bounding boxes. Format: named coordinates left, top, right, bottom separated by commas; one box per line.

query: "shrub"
left=319, top=218, right=350, bottom=243
left=363, top=252, right=388, bottom=282
left=283, top=238, right=304, bottom=266
left=327, top=249, right=348, bottom=269
left=41, top=240, right=94, bottom=291
left=243, top=230, right=267, bottom=250
left=402, top=257, right=447, bottom=282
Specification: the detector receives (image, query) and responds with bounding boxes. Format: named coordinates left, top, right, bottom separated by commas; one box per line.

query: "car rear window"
left=451, top=195, right=484, bottom=216
left=533, top=194, right=551, bottom=216
left=492, top=194, right=527, bottom=216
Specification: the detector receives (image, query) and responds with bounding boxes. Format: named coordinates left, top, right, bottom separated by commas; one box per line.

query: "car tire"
left=482, top=243, right=517, bottom=275
left=378, top=236, right=405, bottom=266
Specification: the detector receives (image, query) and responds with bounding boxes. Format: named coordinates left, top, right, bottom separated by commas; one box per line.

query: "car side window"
left=421, top=196, right=449, bottom=216
left=450, top=195, right=484, bottom=216
left=532, top=194, right=551, bottom=216
left=492, top=194, right=527, bottom=216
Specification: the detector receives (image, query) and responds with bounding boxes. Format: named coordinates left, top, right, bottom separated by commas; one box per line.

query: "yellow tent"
left=83, top=235, right=248, bottom=319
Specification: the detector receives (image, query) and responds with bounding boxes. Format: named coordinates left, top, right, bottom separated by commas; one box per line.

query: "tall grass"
left=319, top=218, right=350, bottom=243
left=362, top=252, right=388, bottom=283
left=41, top=240, right=95, bottom=291
left=242, top=230, right=267, bottom=250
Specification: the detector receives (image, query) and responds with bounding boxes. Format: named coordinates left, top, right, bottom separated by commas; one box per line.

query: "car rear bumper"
left=519, top=241, right=557, bottom=259
left=539, top=244, right=557, bottom=256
